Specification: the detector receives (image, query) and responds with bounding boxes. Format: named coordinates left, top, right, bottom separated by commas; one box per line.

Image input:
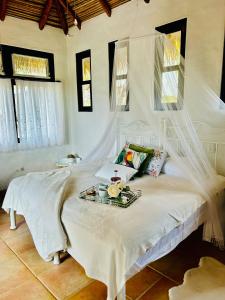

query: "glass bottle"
left=110, top=170, right=121, bottom=183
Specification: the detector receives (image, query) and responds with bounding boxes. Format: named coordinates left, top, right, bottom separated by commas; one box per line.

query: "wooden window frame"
left=0, top=44, right=55, bottom=81
left=76, top=50, right=93, bottom=112
left=0, top=45, right=56, bottom=143
left=154, top=18, right=187, bottom=111
left=108, top=40, right=129, bottom=111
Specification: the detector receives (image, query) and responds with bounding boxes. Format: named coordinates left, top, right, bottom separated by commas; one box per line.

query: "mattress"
left=61, top=173, right=207, bottom=300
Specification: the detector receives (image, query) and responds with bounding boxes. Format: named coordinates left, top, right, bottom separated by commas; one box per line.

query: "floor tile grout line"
left=55, top=280, right=95, bottom=300
left=0, top=228, right=57, bottom=299
left=63, top=283, right=92, bottom=300
left=147, top=265, right=180, bottom=284
left=135, top=277, right=162, bottom=300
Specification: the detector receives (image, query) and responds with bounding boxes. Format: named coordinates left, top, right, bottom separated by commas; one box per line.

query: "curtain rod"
left=115, top=32, right=165, bottom=44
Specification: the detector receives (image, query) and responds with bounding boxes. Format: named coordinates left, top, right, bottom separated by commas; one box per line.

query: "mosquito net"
left=83, top=33, right=225, bottom=249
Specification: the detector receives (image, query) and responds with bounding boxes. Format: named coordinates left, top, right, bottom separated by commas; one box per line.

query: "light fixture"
left=73, top=0, right=78, bottom=27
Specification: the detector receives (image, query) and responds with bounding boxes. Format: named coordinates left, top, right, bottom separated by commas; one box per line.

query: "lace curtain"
left=0, top=79, right=18, bottom=151
left=15, top=80, right=65, bottom=149
left=0, top=79, right=65, bottom=151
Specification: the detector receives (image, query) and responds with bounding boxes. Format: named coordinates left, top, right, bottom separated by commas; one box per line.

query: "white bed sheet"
left=61, top=173, right=207, bottom=300
left=127, top=203, right=206, bottom=279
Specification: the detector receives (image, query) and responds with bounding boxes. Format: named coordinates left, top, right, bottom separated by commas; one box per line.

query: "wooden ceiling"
left=0, top=0, right=132, bottom=34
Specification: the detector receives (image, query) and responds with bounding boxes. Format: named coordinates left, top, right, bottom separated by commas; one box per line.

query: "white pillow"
left=161, top=158, right=187, bottom=178
left=95, top=163, right=137, bottom=183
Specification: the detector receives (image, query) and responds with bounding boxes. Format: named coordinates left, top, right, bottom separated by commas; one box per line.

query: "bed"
left=2, top=120, right=225, bottom=300
left=62, top=172, right=208, bottom=299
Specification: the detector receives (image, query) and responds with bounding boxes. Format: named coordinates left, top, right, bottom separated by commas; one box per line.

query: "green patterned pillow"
left=129, top=144, right=154, bottom=176
left=115, top=146, right=147, bottom=170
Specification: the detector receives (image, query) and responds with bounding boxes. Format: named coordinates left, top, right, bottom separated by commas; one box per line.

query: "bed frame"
left=8, top=119, right=225, bottom=265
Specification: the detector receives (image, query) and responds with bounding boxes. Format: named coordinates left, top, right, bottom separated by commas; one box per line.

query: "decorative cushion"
left=146, top=149, right=167, bottom=177
left=115, top=145, right=148, bottom=170
left=95, top=163, right=138, bottom=183
left=129, top=144, right=154, bottom=176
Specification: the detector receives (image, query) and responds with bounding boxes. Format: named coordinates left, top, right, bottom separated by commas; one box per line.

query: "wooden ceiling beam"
left=0, top=0, right=9, bottom=21
left=58, top=0, right=81, bottom=30
left=98, top=0, right=111, bottom=17
left=54, top=0, right=68, bottom=35
left=39, top=0, right=53, bottom=30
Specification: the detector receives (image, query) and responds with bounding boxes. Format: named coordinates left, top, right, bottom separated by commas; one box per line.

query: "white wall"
left=0, top=17, right=72, bottom=188
left=66, top=0, right=225, bottom=161
left=0, top=0, right=225, bottom=187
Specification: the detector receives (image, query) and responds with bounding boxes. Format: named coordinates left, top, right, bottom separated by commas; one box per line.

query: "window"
left=0, top=45, right=64, bottom=152
left=0, top=44, right=55, bottom=81
left=0, top=79, right=64, bottom=151
left=108, top=40, right=129, bottom=111
left=221, top=38, right=225, bottom=102
left=154, top=18, right=187, bottom=110
left=76, top=50, right=92, bottom=112
left=12, top=54, right=49, bottom=78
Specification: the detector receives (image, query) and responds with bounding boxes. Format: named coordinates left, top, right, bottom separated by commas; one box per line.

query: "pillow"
left=161, top=158, right=188, bottom=179
left=115, top=146, right=147, bottom=170
left=146, top=149, right=167, bottom=177
left=129, top=144, right=154, bottom=176
left=95, top=163, right=138, bottom=183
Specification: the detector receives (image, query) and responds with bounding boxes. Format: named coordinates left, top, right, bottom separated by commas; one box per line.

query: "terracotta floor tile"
left=5, top=232, right=56, bottom=275
left=0, top=210, right=10, bottom=226
left=5, top=231, right=34, bottom=253
left=0, top=278, right=55, bottom=300
left=149, top=229, right=225, bottom=284
left=19, top=247, right=56, bottom=276
left=126, top=267, right=162, bottom=299
left=139, top=277, right=176, bottom=300
left=0, top=219, right=29, bottom=242
left=0, top=240, right=15, bottom=263
left=149, top=246, right=200, bottom=283
left=67, top=281, right=107, bottom=300
left=38, top=257, right=93, bottom=299
left=0, top=256, right=34, bottom=295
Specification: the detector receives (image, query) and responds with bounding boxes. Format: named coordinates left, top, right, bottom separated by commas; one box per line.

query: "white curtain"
left=15, top=80, right=65, bottom=149
left=0, top=79, right=18, bottom=151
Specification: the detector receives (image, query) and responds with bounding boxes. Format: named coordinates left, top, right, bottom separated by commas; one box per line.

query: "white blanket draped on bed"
left=2, top=169, right=71, bottom=261
left=61, top=174, right=206, bottom=300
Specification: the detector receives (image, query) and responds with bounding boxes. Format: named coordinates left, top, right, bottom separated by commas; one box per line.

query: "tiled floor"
left=0, top=208, right=225, bottom=300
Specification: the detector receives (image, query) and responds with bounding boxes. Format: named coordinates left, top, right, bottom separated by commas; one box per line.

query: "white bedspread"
left=61, top=174, right=206, bottom=300
left=2, top=169, right=71, bottom=261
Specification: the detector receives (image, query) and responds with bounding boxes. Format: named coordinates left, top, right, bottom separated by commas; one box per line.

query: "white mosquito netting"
left=83, top=33, right=225, bottom=249
left=69, top=33, right=225, bottom=300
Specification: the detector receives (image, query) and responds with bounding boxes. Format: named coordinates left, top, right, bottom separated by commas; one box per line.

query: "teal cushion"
left=115, top=145, right=147, bottom=170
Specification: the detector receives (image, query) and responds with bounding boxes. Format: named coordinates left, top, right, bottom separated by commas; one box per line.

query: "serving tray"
left=79, top=184, right=141, bottom=208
